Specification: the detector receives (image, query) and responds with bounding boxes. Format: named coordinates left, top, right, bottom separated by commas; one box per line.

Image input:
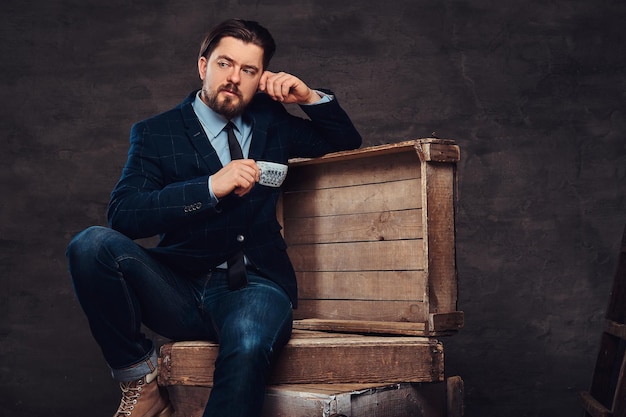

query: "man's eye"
left=217, top=61, right=230, bottom=68
left=243, top=68, right=257, bottom=76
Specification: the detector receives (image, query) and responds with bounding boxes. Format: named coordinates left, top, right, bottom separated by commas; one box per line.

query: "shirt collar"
left=191, top=91, right=243, bottom=138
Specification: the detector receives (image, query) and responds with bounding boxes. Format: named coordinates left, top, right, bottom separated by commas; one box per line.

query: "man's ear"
left=198, top=56, right=207, bottom=80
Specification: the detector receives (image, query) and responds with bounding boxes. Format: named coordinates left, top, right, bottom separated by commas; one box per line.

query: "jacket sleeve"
left=250, top=92, right=362, bottom=159
left=294, top=91, right=362, bottom=157
left=107, top=120, right=218, bottom=240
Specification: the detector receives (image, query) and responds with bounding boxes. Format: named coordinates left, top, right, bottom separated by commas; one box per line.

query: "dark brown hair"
left=199, top=19, right=276, bottom=70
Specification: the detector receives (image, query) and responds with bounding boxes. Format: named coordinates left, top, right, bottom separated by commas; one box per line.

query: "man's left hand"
left=258, top=71, right=322, bottom=104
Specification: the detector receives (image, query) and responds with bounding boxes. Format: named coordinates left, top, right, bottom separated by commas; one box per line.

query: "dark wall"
left=2, top=1, right=625, bottom=416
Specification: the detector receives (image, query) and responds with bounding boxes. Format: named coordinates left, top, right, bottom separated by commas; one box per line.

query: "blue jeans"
left=66, top=226, right=293, bottom=417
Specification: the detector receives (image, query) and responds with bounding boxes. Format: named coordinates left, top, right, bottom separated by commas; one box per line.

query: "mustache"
left=219, top=83, right=241, bottom=97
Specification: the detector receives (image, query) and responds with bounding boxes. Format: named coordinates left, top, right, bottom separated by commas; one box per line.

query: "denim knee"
left=220, top=313, right=291, bottom=368
left=66, top=226, right=128, bottom=288
left=66, top=225, right=115, bottom=259
left=239, top=332, right=273, bottom=361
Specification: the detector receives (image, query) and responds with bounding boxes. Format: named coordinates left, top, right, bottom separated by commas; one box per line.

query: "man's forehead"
left=211, top=36, right=264, bottom=68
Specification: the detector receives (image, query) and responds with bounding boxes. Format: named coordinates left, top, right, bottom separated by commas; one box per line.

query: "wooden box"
left=158, top=139, right=463, bottom=415
left=282, top=139, right=462, bottom=336
left=166, top=378, right=464, bottom=417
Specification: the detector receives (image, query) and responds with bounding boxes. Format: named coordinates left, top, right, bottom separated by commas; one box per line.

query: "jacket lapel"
left=180, top=99, right=224, bottom=174
left=247, top=112, right=268, bottom=161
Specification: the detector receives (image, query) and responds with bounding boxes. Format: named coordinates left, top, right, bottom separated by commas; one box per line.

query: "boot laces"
left=115, top=378, right=145, bottom=416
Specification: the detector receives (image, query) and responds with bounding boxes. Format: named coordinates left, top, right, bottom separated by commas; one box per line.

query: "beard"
left=202, top=83, right=245, bottom=120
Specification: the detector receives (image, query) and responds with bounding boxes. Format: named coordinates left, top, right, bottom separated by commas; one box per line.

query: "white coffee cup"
left=256, top=161, right=288, bottom=187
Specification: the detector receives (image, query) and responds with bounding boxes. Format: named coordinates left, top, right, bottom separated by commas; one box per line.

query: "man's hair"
left=199, top=19, right=276, bottom=70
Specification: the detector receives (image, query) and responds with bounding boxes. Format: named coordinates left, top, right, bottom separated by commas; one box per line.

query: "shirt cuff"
left=303, top=90, right=334, bottom=105
left=208, top=176, right=219, bottom=205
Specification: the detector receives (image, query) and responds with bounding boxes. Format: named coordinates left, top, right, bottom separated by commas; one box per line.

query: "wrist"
left=303, top=89, right=322, bottom=104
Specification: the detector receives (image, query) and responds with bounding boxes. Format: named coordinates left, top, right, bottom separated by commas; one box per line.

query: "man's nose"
left=227, top=67, right=240, bottom=84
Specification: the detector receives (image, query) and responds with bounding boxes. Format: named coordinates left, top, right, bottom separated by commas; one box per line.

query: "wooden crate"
left=281, top=139, right=462, bottom=336
left=158, top=139, right=463, bottom=415
left=166, top=378, right=464, bottom=417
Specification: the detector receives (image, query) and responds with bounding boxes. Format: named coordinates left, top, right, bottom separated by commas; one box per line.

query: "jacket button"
left=236, top=235, right=245, bottom=243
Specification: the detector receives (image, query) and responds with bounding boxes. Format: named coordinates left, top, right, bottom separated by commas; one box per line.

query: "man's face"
left=198, top=36, right=264, bottom=119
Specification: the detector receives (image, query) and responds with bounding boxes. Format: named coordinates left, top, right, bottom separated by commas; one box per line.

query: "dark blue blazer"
left=107, top=90, right=361, bottom=306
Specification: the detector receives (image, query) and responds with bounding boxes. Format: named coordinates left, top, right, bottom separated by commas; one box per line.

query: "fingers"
left=212, top=159, right=260, bottom=198
left=259, top=71, right=292, bottom=101
left=259, top=71, right=318, bottom=104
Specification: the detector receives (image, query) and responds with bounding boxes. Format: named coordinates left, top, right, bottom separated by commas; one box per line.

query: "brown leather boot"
left=113, top=368, right=174, bottom=417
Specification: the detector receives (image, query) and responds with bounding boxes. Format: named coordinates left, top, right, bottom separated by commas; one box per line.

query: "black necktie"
left=224, top=121, right=247, bottom=290
left=225, top=121, right=243, bottom=160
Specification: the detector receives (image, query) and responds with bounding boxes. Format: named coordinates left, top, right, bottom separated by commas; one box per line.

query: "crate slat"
left=159, top=332, right=444, bottom=387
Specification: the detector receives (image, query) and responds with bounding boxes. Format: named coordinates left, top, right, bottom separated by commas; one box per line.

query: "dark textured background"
left=2, top=1, right=625, bottom=416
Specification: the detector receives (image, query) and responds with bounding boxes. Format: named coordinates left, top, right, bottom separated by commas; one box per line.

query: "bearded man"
left=66, top=18, right=361, bottom=417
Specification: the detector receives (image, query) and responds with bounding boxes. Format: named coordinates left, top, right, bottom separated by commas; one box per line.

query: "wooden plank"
left=165, top=381, right=452, bottom=417
left=290, top=329, right=363, bottom=338
left=159, top=335, right=444, bottom=387
left=263, top=385, right=341, bottom=417
left=415, top=141, right=461, bottom=163
left=429, top=312, right=465, bottom=333
left=284, top=150, right=420, bottom=191
left=605, top=319, right=626, bottom=340
left=288, top=138, right=456, bottom=167
left=583, top=224, right=626, bottom=417
left=296, top=270, right=427, bottom=301
left=580, top=391, right=612, bottom=417
left=585, top=331, right=620, bottom=412
left=606, top=230, right=626, bottom=324
left=283, top=178, right=421, bottom=218
left=268, top=383, right=389, bottom=393
left=293, top=319, right=427, bottom=336
left=348, top=383, right=442, bottom=417
left=614, top=353, right=626, bottom=417
left=421, top=161, right=458, bottom=315
left=288, top=240, right=424, bottom=272
left=273, top=334, right=444, bottom=384
left=447, top=375, right=465, bottom=417
left=294, top=299, right=428, bottom=323
left=283, top=209, right=423, bottom=245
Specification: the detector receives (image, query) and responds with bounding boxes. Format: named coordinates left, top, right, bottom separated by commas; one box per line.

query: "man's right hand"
left=211, top=159, right=260, bottom=198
